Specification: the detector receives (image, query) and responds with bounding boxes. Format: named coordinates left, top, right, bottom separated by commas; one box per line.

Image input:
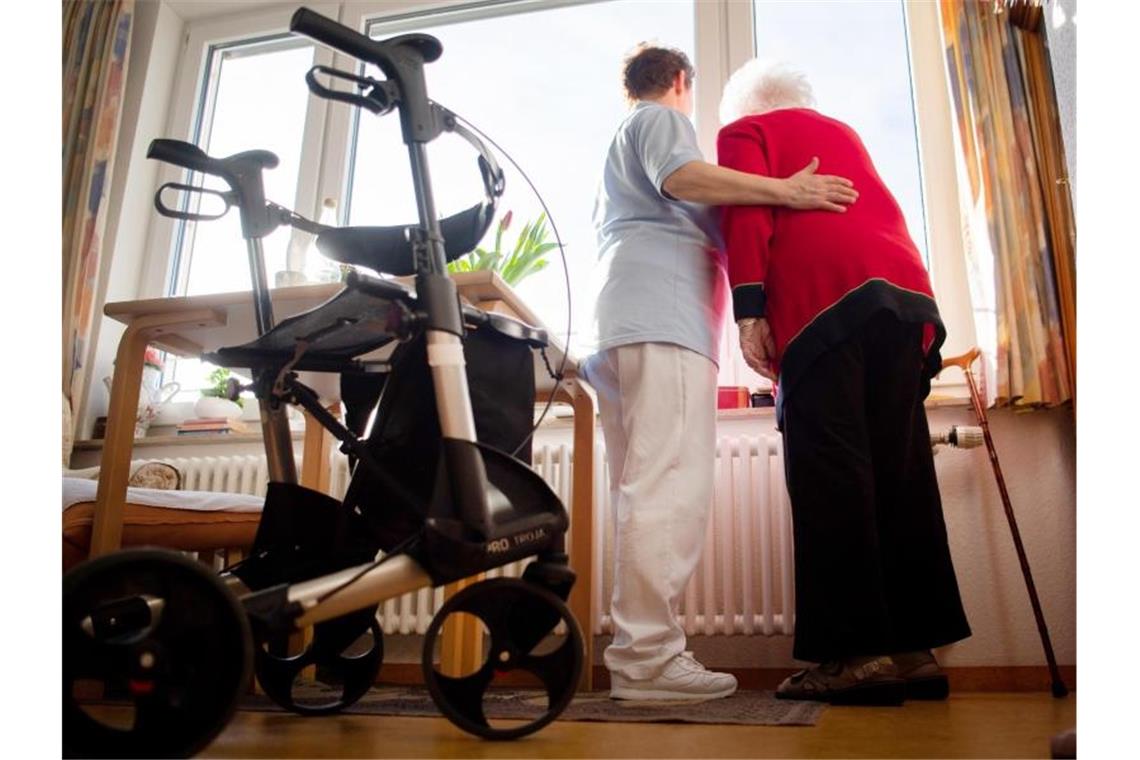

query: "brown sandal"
left=776, top=657, right=906, bottom=706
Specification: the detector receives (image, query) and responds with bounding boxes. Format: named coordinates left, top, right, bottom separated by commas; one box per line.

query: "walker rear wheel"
left=63, top=549, right=252, bottom=758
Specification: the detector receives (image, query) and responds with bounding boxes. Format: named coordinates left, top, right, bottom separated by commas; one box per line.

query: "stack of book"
left=176, top=417, right=248, bottom=436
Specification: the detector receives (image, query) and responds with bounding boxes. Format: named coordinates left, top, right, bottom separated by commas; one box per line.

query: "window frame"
left=138, top=1, right=341, bottom=301
left=903, top=0, right=977, bottom=394
left=145, top=0, right=974, bottom=397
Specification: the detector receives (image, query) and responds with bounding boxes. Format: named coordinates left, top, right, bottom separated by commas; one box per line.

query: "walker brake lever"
left=305, top=65, right=400, bottom=115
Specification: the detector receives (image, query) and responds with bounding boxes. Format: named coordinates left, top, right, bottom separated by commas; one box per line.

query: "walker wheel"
left=63, top=549, right=252, bottom=758
left=254, top=609, right=383, bottom=715
left=421, top=577, right=583, bottom=740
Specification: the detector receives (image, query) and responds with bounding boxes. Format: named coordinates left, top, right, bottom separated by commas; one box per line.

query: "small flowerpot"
left=194, top=396, right=243, bottom=420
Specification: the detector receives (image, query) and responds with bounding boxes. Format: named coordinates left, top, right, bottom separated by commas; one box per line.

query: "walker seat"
left=206, top=271, right=547, bottom=373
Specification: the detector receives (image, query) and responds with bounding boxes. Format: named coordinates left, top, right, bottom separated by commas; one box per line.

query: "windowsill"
left=75, top=395, right=972, bottom=451
left=716, top=395, right=971, bottom=418
left=542, top=394, right=970, bottom=430
left=72, top=431, right=306, bottom=451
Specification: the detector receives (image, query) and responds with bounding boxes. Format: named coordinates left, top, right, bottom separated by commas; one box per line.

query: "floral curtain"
left=939, top=0, right=1075, bottom=408
left=62, top=0, right=134, bottom=432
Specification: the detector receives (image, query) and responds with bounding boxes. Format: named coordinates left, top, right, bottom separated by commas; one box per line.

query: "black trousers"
left=781, top=311, right=971, bottom=663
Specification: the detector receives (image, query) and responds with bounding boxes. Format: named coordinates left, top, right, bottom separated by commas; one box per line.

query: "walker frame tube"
left=244, top=236, right=298, bottom=485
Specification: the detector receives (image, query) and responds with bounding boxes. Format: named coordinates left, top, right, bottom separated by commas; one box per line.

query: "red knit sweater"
left=717, top=108, right=944, bottom=399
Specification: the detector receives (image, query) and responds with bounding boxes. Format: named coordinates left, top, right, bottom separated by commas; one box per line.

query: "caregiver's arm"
left=662, top=157, right=857, bottom=211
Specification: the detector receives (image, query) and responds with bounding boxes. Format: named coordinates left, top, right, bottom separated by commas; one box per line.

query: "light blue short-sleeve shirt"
left=591, top=102, right=728, bottom=365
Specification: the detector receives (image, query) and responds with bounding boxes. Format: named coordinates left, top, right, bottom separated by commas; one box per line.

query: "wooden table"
left=92, top=271, right=596, bottom=689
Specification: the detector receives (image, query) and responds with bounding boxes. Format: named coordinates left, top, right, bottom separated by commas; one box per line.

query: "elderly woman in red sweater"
left=717, top=61, right=971, bottom=705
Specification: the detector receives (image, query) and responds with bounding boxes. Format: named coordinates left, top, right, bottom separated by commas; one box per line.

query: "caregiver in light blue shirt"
left=593, top=101, right=728, bottom=364
left=581, top=44, right=857, bottom=703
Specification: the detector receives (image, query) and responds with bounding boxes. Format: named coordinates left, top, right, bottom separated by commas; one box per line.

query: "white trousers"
left=582, top=342, right=718, bottom=680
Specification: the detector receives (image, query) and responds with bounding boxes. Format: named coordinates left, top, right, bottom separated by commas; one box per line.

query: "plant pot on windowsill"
left=195, top=367, right=245, bottom=421
left=194, top=396, right=243, bottom=420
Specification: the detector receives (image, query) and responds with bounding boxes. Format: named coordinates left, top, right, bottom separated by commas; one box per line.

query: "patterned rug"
left=241, top=684, right=825, bottom=726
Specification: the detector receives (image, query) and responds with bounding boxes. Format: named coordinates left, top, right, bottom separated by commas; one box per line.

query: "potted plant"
left=194, top=366, right=244, bottom=420
left=447, top=210, right=557, bottom=286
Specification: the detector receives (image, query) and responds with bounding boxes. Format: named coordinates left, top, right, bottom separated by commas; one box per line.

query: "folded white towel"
left=62, top=477, right=264, bottom=513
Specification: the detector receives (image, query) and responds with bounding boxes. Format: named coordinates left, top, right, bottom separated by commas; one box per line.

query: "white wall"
left=928, top=405, right=1075, bottom=667
left=75, top=0, right=186, bottom=440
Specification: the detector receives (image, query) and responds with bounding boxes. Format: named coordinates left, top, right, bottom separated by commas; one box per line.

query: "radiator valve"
left=930, top=425, right=984, bottom=451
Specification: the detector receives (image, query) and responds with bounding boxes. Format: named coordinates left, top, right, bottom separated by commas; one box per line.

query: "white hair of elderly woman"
left=719, top=59, right=815, bottom=125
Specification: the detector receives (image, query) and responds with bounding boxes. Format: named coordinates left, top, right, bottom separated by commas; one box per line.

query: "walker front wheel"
left=255, top=611, right=384, bottom=716
left=421, top=577, right=583, bottom=740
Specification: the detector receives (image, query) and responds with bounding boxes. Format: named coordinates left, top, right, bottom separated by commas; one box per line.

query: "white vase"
left=194, top=396, right=243, bottom=420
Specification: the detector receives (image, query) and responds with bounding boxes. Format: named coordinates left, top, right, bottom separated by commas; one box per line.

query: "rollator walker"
left=63, top=8, right=584, bottom=756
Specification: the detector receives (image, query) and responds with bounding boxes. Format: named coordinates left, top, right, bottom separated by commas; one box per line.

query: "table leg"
left=88, top=326, right=148, bottom=557
left=294, top=403, right=344, bottom=679
left=438, top=575, right=486, bottom=677
left=300, top=403, right=338, bottom=496
left=88, top=310, right=225, bottom=559
left=561, top=377, right=597, bottom=691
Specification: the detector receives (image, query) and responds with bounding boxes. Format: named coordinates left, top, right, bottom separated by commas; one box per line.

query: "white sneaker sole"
left=610, top=683, right=738, bottom=701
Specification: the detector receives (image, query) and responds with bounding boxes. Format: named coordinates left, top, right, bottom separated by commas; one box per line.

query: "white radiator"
left=172, top=455, right=268, bottom=496
left=152, top=435, right=795, bottom=638
left=593, top=435, right=795, bottom=637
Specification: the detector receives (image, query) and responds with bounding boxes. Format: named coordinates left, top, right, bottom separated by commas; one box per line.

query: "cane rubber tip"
left=1052, top=681, right=1070, bottom=698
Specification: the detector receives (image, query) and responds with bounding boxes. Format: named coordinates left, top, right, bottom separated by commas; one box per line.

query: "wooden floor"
left=201, top=692, right=1075, bottom=759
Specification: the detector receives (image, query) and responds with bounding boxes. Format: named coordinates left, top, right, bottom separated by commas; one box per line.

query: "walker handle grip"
left=291, top=7, right=382, bottom=66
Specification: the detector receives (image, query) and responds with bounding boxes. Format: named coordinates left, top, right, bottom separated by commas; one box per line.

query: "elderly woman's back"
left=721, top=108, right=918, bottom=259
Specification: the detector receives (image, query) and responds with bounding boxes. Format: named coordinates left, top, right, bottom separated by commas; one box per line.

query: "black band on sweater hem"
left=777, top=280, right=946, bottom=424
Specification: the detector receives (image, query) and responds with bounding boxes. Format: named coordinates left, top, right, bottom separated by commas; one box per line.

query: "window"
left=142, top=0, right=973, bottom=409
left=345, top=0, right=695, bottom=356
left=162, top=37, right=320, bottom=400
left=175, top=38, right=318, bottom=295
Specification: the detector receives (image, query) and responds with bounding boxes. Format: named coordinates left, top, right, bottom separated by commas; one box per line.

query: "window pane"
left=167, top=40, right=316, bottom=401
left=347, top=0, right=695, bottom=354
left=752, top=0, right=928, bottom=261
left=179, top=40, right=316, bottom=297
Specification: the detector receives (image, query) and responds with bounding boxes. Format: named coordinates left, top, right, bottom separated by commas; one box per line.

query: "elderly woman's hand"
left=738, top=317, right=777, bottom=380
left=782, top=157, right=858, bottom=212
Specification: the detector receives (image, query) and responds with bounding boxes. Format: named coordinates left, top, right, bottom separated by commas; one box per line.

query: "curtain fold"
left=938, top=0, right=1074, bottom=408
left=62, top=0, right=135, bottom=428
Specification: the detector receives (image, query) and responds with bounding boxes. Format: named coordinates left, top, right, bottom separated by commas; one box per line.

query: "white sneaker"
left=610, top=651, right=738, bottom=700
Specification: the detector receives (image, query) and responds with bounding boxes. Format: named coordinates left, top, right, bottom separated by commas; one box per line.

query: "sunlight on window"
left=346, top=0, right=695, bottom=355
left=168, top=40, right=316, bottom=400
left=752, top=0, right=929, bottom=262
left=180, top=40, right=316, bottom=297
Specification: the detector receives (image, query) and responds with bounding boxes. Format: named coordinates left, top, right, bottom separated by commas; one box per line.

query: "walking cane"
left=940, top=348, right=1069, bottom=698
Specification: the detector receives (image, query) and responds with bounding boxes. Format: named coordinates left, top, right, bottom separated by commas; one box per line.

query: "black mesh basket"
left=341, top=323, right=537, bottom=551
